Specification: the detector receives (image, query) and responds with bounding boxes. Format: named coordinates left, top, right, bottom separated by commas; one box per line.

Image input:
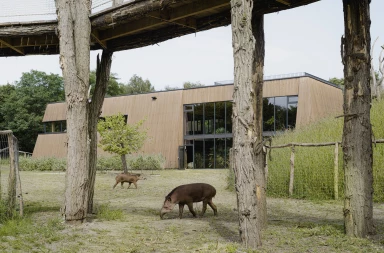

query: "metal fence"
left=0, top=0, right=126, bottom=23
left=0, top=130, right=23, bottom=217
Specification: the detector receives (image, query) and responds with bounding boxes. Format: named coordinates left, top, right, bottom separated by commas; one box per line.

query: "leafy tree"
left=97, top=113, right=147, bottom=173
left=0, top=70, right=64, bottom=152
left=329, top=77, right=344, bottom=86
left=0, top=84, right=16, bottom=130
left=124, top=74, right=155, bottom=94
left=164, top=81, right=205, bottom=91
left=89, top=70, right=125, bottom=97
left=183, top=81, right=205, bottom=89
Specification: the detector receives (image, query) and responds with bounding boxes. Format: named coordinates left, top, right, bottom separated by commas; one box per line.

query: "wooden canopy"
left=0, top=0, right=318, bottom=57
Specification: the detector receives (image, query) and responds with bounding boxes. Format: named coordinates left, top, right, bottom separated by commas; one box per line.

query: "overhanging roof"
left=0, top=0, right=319, bottom=57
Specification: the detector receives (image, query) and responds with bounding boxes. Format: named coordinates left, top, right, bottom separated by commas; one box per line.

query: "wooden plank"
left=289, top=146, right=295, bottom=197
left=98, top=0, right=229, bottom=41
left=334, top=142, right=339, bottom=200
left=0, top=38, right=24, bottom=55
left=91, top=32, right=107, bottom=49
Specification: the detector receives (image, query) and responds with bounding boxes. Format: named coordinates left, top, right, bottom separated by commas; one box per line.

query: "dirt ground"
left=1, top=168, right=384, bottom=253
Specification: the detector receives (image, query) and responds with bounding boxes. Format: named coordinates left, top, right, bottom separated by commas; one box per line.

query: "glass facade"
left=184, top=101, right=232, bottom=169
left=262, top=96, right=298, bottom=135
left=183, top=96, right=298, bottom=168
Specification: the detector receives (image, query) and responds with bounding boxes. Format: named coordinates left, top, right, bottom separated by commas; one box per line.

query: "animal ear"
left=165, top=196, right=171, bottom=201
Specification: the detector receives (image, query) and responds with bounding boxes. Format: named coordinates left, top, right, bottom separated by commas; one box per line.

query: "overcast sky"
left=0, top=0, right=383, bottom=90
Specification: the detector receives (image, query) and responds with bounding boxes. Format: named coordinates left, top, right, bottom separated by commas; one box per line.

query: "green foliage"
left=183, top=81, right=205, bottom=89
left=97, top=113, right=147, bottom=157
left=0, top=70, right=65, bottom=152
left=95, top=203, right=125, bottom=221
left=164, top=81, right=205, bottom=90
left=19, top=157, right=66, bottom=171
left=124, top=74, right=155, bottom=94
left=264, top=99, right=384, bottom=201
left=329, top=77, right=344, bottom=86
left=89, top=70, right=126, bottom=97
left=96, top=156, right=122, bottom=171
left=127, top=154, right=165, bottom=170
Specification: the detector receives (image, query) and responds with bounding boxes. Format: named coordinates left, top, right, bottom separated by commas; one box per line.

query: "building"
left=33, top=73, right=343, bottom=169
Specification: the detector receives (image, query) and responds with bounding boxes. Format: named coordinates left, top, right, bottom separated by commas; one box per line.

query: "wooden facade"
left=33, top=73, right=342, bottom=168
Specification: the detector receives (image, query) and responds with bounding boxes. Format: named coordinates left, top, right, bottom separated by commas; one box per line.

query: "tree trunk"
left=56, top=0, right=92, bottom=223
left=342, top=0, right=374, bottom=237
left=230, top=0, right=266, bottom=248
left=121, top=154, right=128, bottom=173
left=87, top=50, right=113, bottom=214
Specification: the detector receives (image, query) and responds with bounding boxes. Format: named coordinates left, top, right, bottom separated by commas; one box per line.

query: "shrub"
left=19, top=157, right=66, bottom=171
left=127, top=154, right=165, bottom=171
left=96, top=156, right=121, bottom=171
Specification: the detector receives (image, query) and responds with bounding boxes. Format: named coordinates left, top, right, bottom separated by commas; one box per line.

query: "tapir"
left=113, top=173, right=141, bottom=189
left=160, top=183, right=218, bottom=219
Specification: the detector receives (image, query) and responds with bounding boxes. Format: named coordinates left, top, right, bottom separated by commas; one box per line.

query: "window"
left=262, top=96, right=298, bottom=134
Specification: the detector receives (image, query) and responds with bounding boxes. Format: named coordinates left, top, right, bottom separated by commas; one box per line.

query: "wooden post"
left=14, top=137, right=23, bottom=217
left=264, top=147, right=268, bottom=185
left=7, top=133, right=16, bottom=217
left=289, top=145, right=295, bottom=197
left=334, top=142, right=339, bottom=200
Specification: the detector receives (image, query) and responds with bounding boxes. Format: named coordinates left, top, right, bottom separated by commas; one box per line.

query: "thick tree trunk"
left=87, top=50, right=113, bottom=214
left=56, top=0, right=92, bottom=223
left=230, top=0, right=266, bottom=248
left=342, top=0, right=374, bottom=237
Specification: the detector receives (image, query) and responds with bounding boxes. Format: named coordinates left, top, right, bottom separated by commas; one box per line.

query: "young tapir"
left=160, top=183, right=218, bottom=219
left=113, top=173, right=141, bottom=189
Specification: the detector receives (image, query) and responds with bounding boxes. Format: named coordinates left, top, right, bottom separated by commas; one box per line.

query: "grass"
left=263, top=98, right=384, bottom=201
left=0, top=168, right=383, bottom=252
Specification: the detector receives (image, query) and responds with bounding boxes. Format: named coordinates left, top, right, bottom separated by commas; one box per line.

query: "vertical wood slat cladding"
left=34, top=77, right=342, bottom=168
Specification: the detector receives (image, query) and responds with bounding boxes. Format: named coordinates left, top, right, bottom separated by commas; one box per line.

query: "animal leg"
left=112, top=181, right=118, bottom=189
left=127, top=182, right=132, bottom=189
left=179, top=204, right=185, bottom=219
left=187, top=202, right=197, bottom=218
left=208, top=200, right=218, bottom=216
left=133, top=182, right=137, bottom=189
left=120, top=182, right=124, bottom=189
left=201, top=201, right=208, bottom=216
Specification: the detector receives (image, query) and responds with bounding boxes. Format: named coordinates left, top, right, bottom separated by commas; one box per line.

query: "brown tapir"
left=113, top=173, right=141, bottom=189
left=160, top=183, right=218, bottom=219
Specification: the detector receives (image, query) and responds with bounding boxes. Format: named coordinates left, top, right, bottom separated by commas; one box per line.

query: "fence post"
left=264, top=147, right=268, bottom=185
left=7, top=133, right=16, bottom=217
left=289, top=145, right=295, bottom=197
left=334, top=142, right=339, bottom=200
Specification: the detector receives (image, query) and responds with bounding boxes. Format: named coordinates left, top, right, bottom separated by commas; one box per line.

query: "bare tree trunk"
left=342, top=0, right=374, bottom=237
left=230, top=0, right=266, bottom=248
left=87, top=50, right=113, bottom=214
left=121, top=154, right=128, bottom=173
left=56, top=0, right=92, bottom=223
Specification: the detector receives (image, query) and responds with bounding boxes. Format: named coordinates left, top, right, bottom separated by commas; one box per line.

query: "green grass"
left=262, top=98, right=384, bottom=201
left=95, top=203, right=125, bottom=221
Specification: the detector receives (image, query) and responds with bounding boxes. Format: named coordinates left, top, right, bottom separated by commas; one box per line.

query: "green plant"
left=95, top=203, right=125, bottom=221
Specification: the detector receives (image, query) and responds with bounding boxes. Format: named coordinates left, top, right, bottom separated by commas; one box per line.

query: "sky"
left=0, top=0, right=383, bottom=91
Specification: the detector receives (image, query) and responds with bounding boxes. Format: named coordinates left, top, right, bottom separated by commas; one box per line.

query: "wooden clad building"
left=33, top=73, right=342, bottom=168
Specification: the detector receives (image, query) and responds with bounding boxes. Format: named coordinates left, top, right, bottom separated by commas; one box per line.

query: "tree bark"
left=121, top=154, right=128, bottom=174
left=87, top=50, right=113, bottom=214
left=342, top=0, right=374, bottom=237
left=56, top=0, right=92, bottom=223
left=230, top=0, right=266, bottom=248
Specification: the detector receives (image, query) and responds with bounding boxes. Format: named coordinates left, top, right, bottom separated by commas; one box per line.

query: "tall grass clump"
left=266, top=98, right=384, bottom=201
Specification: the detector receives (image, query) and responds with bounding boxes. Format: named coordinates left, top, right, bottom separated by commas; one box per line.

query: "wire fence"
left=0, top=130, right=24, bottom=218
left=265, top=139, right=384, bottom=201
left=0, top=0, right=127, bottom=23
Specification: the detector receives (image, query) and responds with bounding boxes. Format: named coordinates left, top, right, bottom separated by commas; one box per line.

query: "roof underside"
left=0, top=0, right=319, bottom=57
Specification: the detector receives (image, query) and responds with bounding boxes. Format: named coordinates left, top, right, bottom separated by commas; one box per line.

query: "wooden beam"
left=276, top=0, right=291, bottom=6
left=99, top=0, right=229, bottom=41
left=0, top=38, right=24, bottom=55
left=91, top=32, right=107, bottom=49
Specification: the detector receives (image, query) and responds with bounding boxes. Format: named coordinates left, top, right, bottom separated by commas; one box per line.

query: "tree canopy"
left=329, top=77, right=344, bottom=86
left=97, top=113, right=147, bottom=172
left=125, top=74, right=155, bottom=94
left=89, top=70, right=125, bottom=97
left=164, top=81, right=205, bottom=90
left=0, top=70, right=65, bottom=152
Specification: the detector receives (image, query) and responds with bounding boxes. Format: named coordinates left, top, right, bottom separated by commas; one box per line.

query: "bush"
left=19, top=157, right=66, bottom=171
left=96, top=156, right=121, bottom=171
left=128, top=154, right=165, bottom=171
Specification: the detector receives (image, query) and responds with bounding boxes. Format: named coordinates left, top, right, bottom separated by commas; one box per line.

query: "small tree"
left=124, top=75, right=155, bottom=95
left=97, top=113, right=147, bottom=173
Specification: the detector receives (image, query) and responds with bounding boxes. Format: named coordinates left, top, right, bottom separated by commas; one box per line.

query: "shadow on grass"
left=23, top=202, right=61, bottom=215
